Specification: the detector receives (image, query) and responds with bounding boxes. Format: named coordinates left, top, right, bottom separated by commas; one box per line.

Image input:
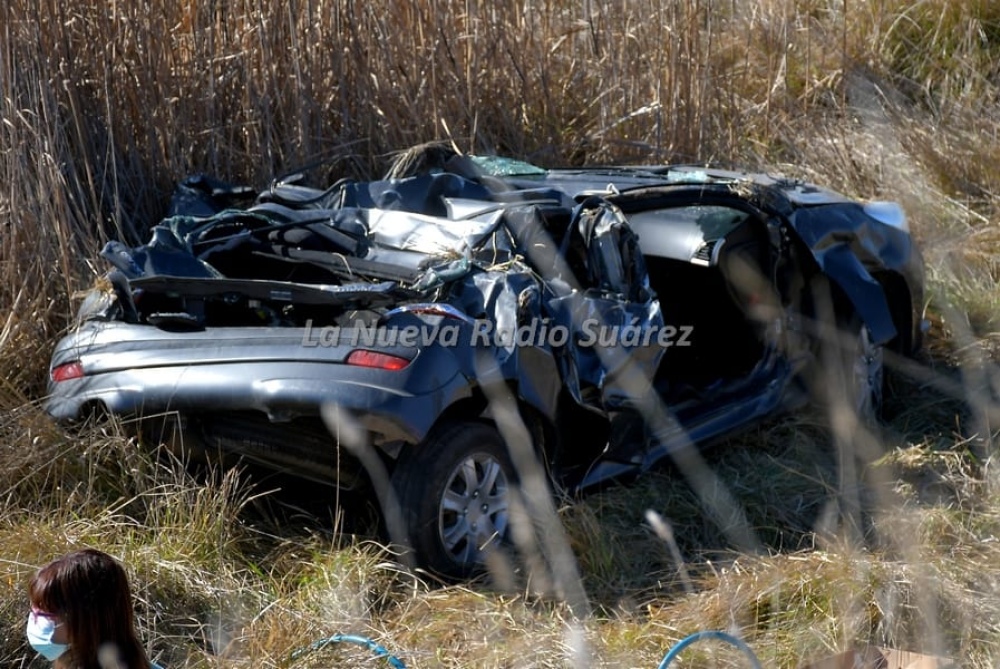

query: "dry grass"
left=2, top=0, right=1000, bottom=666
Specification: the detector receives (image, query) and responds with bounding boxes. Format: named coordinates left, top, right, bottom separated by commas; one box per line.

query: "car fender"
left=786, top=203, right=918, bottom=345
left=372, top=310, right=565, bottom=431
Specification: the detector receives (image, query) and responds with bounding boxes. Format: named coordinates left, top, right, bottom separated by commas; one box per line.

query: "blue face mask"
left=26, top=610, right=69, bottom=661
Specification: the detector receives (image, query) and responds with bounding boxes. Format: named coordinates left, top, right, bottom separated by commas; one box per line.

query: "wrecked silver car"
left=46, top=151, right=925, bottom=577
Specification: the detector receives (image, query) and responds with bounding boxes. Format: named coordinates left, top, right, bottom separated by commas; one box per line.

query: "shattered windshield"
left=469, top=155, right=547, bottom=177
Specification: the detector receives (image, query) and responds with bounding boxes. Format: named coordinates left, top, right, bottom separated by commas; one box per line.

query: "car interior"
left=629, top=204, right=776, bottom=403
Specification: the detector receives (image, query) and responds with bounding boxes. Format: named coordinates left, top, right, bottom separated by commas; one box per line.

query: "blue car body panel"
left=45, top=156, right=925, bottom=492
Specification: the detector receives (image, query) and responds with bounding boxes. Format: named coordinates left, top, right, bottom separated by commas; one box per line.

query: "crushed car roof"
left=466, top=155, right=857, bottom=207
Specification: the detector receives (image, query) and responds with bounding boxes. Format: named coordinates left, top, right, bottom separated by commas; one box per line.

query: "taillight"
left=51, top=361, right=85, bottom=382
left=346, top=350, right=410, bottom=371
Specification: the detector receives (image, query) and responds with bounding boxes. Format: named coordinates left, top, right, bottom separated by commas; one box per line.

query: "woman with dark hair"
left=27, top=548, right=162, bottom=669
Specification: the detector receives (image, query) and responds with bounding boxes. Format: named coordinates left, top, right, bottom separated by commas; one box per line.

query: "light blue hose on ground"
left=290, top=628, right=761, bottom=668
left=289, top=633, right=407, bottom=668
left=658, top=630, right=763, bottom=669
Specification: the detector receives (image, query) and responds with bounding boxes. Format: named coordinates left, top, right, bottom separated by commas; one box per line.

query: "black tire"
left=844, top=315, right=884, bottom=421
left=810, top=312, right=884, bottom=423
left=390, top=420, right=516, bottom=578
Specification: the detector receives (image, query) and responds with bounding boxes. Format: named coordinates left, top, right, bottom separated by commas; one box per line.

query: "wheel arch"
left=415, top=383, right=559, bottom=470
left=871, top=269, right=915, bottom=355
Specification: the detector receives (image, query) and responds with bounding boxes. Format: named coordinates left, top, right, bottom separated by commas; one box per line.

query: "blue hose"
left=658, top=630, right=763, bottom=669
left=290, top=633, right=407, bottom=668
left=290, top=628, right=759, bottom=669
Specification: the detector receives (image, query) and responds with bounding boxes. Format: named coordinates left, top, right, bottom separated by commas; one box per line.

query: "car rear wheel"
left=390, top=420, right=515, bottom=578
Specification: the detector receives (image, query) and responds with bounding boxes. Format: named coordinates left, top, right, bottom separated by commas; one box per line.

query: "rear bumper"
left=46, top=344, right=471, bottom=445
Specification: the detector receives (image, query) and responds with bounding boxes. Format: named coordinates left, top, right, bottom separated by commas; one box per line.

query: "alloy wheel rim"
left=438, top=453, right=510, bottom=566
left=851, top=324, right=884, bottom=418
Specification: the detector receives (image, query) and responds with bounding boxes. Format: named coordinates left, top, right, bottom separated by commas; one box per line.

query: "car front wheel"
left=809, top=312, right=884, bottom=424
left=390, top=420, right=516, bottom=578
left=847, top=317, right=884, bottom=421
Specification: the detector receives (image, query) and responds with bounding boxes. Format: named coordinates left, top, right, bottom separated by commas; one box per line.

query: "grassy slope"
left=2, top=0, right=1000, bottom=666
